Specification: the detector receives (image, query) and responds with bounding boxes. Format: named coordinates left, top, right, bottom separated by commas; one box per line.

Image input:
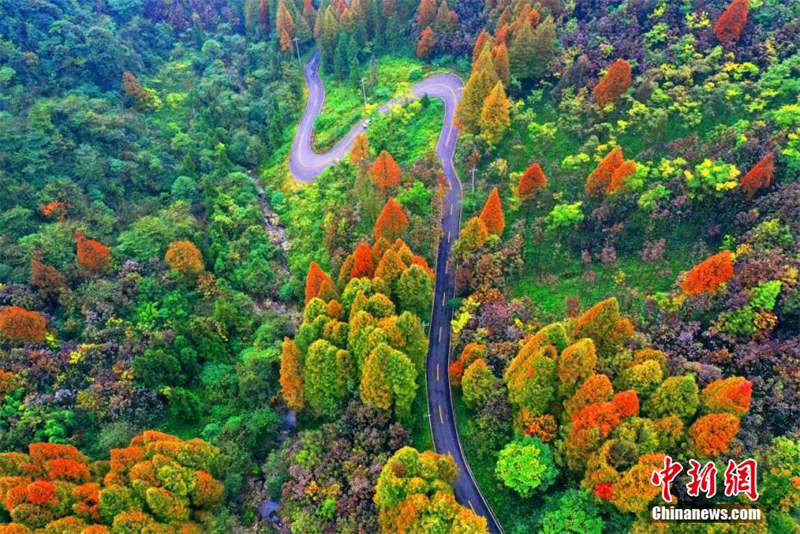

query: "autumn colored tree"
left=121, top=72, right=157, bottom=112
left=305, top=261, right=336, bottom=304
left=570, top=297, right=633, bottom=357
left=557, top=338, right=597, bottom=399
left=374, top=447, right=487, bottom=534
left=505, top=344, right=557, bottom=416
left=517, top=162, right=547, bottom=200
left=350, top=132, right=371, bottom=165
left=479, top=81, right=511, bottom=145
left=74, top=232, right=109, bottom=271
left=277, top=1, right=296, bottom=52
left=479, top=187, right=505, bottom=236
left=0, top=306, right=47, bottom=343
left=416, top=0, right=436, bottom=29
left=304, top=339, right=350, bottom=418
left=688, top=413, right=741, bottom=457
left=681, top=250, right=735, bottom=296
left=457, top=217, right=490, bottom=252
left=396, top=265, right=433, bottom=319
left=450, top=343, right=486, bottom=386
left=370, top=150, right=402, bottom=190
left=462, top=359, right=494, bottom=410
left=472, top=29, right=489, bottom=61
left=30, top=251, right=66, bottom=296
left=585, top=147, right=624, bottom=196
left=164, top=241, right=204, bottom=278
left=416, top=26, right=436, bottom=58
left=492, top=43, right=510, bottom=86
left=646, top=375, right=699, bottom=420
left=508, top=19, right=535, bottom=80
left=457, top=45, right=499, bottom=133
left=714, top=0, right=749, bottom=42
left=360, top=343, right=417, bottom=421
left=740, top=152, right=774, bottom=198
left=350, top=242, right=375, bottom=279
left=374, top=198, right=409, bottom=242
left=280, top=338, right=305, bottom=411
left=700, top=377, right=752, bottom=417
left=606, top=160, right=637, bottom=194
left=593, top=59, right=632, bottom=108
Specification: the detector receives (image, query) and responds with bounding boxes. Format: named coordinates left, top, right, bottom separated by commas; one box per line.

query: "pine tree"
left=714, top=0, right=749, bottom=42
left=350, top=132, right=371, bottom=164
left=479, top=81, right=511, bottom=145
left=302, top=0, right=316, bottom=25
left=360, top=343, right=418, bottom=420
left=472, top=29, right=489, bottom=61
left=479, top=187, right=505, bottom=235
left=370, top=150, right=402, bottom=190
left=433, top=0, right=454, bottom=35
left=458, top=217, right=490, bottom=251
left=280, top=338, right=305, bottom=410
left=456, top=45, right=499, bottom=133
left=334, top=32, right=349, bottom=80
left=530, top=15, right=556, bottom=77
left=374, top=198, right=409, bottom=241
left=350, top=242, right=375, bottom=278
left=593, top=58, right=632, bottom=108
left=277, top=1, right=296, bottom=52
left=508, top=19, right=535, bottom=81
left=518, top=162, right=547, bottom=200
left=417, top=0, right=436, bottom=29
left=492, top=42, right=511, bottom=86
left=417, top=26, right=436, bottom=58
left=305, top=262, right=335, bottom=304
left=244, top=0, right=262, bottom=35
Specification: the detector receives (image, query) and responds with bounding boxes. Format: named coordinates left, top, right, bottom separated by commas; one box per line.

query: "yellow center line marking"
left=438, top=326, right=443, bottom=343
left=439, top=404, right=445, bottom=424
left=468, top=499, right=475, bottom=511
left=436, top=364, right=440, bottom=381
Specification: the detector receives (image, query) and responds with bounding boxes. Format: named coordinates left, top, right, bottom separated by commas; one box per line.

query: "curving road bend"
left=289, top=51, right=503, bottom=533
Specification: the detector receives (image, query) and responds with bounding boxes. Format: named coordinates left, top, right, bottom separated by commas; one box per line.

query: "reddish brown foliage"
left=370, top=150, right=402, bottom=190
left=30, top=251, right=66, bottom=295
left=714, top=0, right=749, bottom=42
left=688, top=413, right=740, bottom=457
left=701, top=377, right=752, bottom=417
left=304, top=262, right=335, bottom=304
left=681, top=250, right=734, bottom=296
left=585, top=147, right=624, bottom=196
left=374, top=198, right=409, bottom=242
left=0, top=306, right=47, bottom=343
left=38, top=201, right=69, bottom=220
left=121, top=72, right=152, bottom=110
left=517, top=162, right=547, bottom=200
left=350, top=242, right=375, bottom=279
left=449, top=343, right=486, bottom=386
left=417, top=0, right=436, bottom=28
left=74, top=232, right=109, bottom=271
left=479, top=187, right=505, bottom=235
left=740, top=152, right=774, bottom=198
left=593, top=59, right=632, bottom=108
left=165, top=241, right=204, bottom=278
left=416, top=26, right=436, bottom=58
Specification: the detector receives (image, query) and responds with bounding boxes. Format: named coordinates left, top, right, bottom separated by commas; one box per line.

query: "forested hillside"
left=1, top=0, right=799, bottom=532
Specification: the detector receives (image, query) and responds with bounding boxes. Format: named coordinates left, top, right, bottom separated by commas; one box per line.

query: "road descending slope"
left=289, top=51, right=503, bottom=533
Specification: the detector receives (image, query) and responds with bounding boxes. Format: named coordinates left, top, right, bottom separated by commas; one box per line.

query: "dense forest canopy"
left=1, top=0, right=799, bottom=532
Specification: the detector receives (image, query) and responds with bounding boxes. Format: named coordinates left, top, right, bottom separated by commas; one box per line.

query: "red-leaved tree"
left=593, top=59, right=632, bottom=108
left=714, top=0, right=749, bottom=43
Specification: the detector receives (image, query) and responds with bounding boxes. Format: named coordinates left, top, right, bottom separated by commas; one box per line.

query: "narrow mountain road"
left=289, top=51, right=503, bottom=533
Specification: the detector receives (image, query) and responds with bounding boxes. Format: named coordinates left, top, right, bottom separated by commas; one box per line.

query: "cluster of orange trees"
left=0, top=432, right=225, bottom=533
left=456, top=297, right=752, bottom=516
left=281, top=199, right=433, bottom=423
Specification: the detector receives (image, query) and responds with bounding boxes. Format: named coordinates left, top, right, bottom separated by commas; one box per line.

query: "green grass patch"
left=312, top=55, right=443, bottom=152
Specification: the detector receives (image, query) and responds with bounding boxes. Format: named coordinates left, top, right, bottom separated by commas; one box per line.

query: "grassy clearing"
left=312, top=55, right=444, bottom=152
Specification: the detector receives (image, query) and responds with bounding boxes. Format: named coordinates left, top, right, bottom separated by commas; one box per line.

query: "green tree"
left=495, top=436, right=559, bottom=497
left=303, top=339, right=348, bottom=419
left=396, top=264, right=433, bottom=319
left=360, top=343, right=417, bottom=421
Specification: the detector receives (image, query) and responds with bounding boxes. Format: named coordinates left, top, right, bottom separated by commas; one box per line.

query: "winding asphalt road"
left=289, top=51, right=503, bottom=533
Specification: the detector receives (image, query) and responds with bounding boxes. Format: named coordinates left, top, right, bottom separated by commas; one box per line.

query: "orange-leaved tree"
left=350, top=242, right=375, bottom=279
left=305, top=261, right=336, bottom=304
left=606, top=160, right=637, bottom=194
left=370, top=150, right=402, bottom=190
left=280, top=337, right=305, bottom=410
left=517, top=162, right=547, bottom=200
left=277, top=0, right=296, bottom=52
left=74, top=232, right=109, bottom=271
left=714, top=0, right=749, bottom=42
left=681, top=250, right=734, bottom=296
left=417, top=26, right=436, bottom=58
left=593, top=59, right=632, bottom=108
left=0, top=306, right=47, bottom=343
left=351, top=133, right=371, bottom=165
left=585, top=147, right=624, bottom=196
left=164, top=241, right=204, bottom=278
left=740, top=152, right=774, bottom=199
left=374, top=198, right=409, bottom=242
left=479, top=187, right=505, bottom=235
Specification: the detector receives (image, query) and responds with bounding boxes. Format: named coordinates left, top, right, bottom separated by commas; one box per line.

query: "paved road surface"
left=289, top=51, right=503, bottom=533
